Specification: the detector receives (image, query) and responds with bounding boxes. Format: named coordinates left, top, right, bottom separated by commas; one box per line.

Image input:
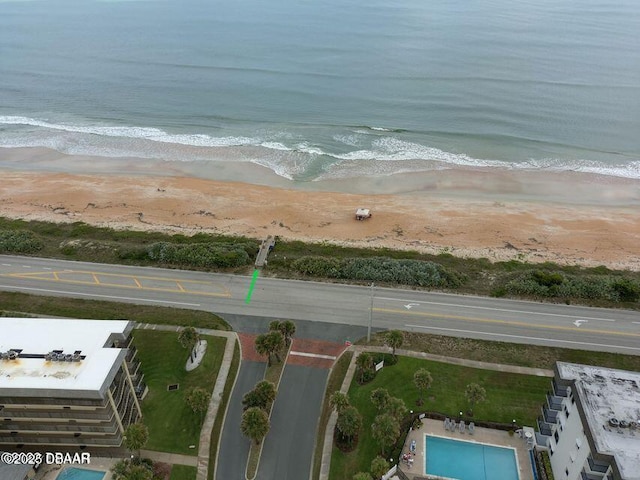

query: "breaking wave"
left=1, top=115, right=639, bottom=181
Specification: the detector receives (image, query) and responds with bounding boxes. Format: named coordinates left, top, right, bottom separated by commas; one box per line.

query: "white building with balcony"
left=536, top=362, right=640, bottom=480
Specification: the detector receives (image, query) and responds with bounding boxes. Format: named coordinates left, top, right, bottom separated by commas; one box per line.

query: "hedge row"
left=0, top=230, right=44, bottom=254
left=499, top=270, right=640, bottom=302
left=291, top=256, right=464, bottom=288
left=146, top=241, right=254, bottom=268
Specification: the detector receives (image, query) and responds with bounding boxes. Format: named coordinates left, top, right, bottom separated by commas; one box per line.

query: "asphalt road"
left=1, top=254, right=639, bottom=354
left=256, top=365, right=329, bottom=480
left=216, top=360, right=265, bottom=480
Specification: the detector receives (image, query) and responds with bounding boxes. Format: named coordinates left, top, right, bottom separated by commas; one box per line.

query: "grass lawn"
left=0, top=291, right=230, bottom=330
left=329, top=355, right=549, bottom=479
left=133, top=330, right=226, bottom=455
left=364, top=331, right=640, bottom=371
left=169, top=465, right=197, bottom=480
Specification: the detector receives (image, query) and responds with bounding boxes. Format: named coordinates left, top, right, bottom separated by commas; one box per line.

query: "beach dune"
left=1, top=166, right=639, bottom=271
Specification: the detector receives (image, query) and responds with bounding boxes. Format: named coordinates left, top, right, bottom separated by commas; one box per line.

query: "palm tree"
left=370, top=388, right=391, bottom=412
left=123, top=422, right=149, bottom=463
left=384, top=330, right=403, bottom=360
left=370, top=457, right=389, bottom=480
left=278, top=320, right=296, bottom=345
left=336, top=406, right=362, bottom=447
left=413, top=368, right=433, bottom=406
left=178, top=327, right=200, bottom=363
left=243, top=380, right=277, bottom=411
left=356, top=352, right=374, bottom=383
left=269, top=320, right=281, bottom=332
left=329, top=391, right=350, bottom=414
left=185, top=387, right=211, bottom=419
left=465, top=383, right=487, bottom=416
left=241, top=407, right=270, bottom=445
left=371, top=413, right=400, bottom=456
left=353, top=473, right=373, bottom=480
left=255, top=331, right=284, bottom=365
left=387, top=396, right=407, bottom=422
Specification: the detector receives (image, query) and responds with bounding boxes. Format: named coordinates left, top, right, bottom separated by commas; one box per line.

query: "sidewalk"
left=317, top=345, right=553, bottom=480
left=140, top=450, right=198, bottom=467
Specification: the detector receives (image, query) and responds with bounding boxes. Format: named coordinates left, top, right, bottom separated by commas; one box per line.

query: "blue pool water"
left=55, top=467, right=105, bottom=480
left=426, top=435, right=519, bottom=480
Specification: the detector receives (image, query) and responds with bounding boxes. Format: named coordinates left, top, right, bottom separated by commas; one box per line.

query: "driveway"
left=256, top=364, right=329, bottom=479
left=215, top=360, right=265, bottom=479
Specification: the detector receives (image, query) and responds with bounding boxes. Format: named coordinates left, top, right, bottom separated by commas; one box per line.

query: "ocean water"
left=1, top=0, right=639, bottom=183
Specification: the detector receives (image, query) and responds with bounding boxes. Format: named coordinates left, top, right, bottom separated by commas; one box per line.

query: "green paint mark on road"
left=245, top=269, right=260, bottom=304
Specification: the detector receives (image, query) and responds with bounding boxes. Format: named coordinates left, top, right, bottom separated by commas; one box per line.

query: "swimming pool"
left=55, top=467, right=106, bottom=480
left=425, top=435, right=520, bottom=480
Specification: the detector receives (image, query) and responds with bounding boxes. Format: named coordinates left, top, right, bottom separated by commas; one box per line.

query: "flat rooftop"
left=0, top=318, right=133, bottom=399
left=557, top=362, right=640, bottom=480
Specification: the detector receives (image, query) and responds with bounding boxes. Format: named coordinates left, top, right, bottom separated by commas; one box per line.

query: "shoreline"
left=1, top=148, right=640, bottom=271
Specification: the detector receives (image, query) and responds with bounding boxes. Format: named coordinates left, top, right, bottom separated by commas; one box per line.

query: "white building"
left=536, top=362, right=640, bottom=480
left=0, top=318, right=144, bottom=452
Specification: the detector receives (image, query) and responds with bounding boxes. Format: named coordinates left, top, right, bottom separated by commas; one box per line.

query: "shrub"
left=0, top=230, right=44, bottom=254
left=147, top=242, right=251, bottom=268
left=499, top=270, right=640, bottom=303
left=290, top=256, right=465, bottom=288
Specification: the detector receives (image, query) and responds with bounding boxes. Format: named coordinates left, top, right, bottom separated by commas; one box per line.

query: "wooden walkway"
left=255, top=235, right=276, bottom=268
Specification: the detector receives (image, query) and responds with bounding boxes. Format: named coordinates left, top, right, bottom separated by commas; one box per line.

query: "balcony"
left=581, top=470, right=606, bottom=480
left=127, top=358, right=141, bottom=377
left=537, top=416, right=553, bottom=437
left=125, top=345, right=137, bottom=362
left=587, top=456, right=610, bottom=474
left=547, top=392, right=564, bottom=411
left=543, top=406, right=559, bottom=424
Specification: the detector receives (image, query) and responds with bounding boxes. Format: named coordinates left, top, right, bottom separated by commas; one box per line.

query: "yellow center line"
left=1, top=271, right=231, bottom=297
left=372, top=308, right=640, bottom=338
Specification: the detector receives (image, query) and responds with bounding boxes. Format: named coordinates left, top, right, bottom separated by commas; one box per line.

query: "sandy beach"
left=1, top=148, right=640, bottom=271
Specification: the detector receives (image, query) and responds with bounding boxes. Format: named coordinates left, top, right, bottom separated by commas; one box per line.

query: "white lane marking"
left=0, top=284, right=201, bottom=307
left=573, top=320, right=588, bottom=328
left=22, top=265, right=31, bottom=268
left=378, top=297, right=616, bottom=322
left=1, top=264, right=11, bottom=266
left=405, top=324, right=640, bottom=352
left=43, top=267, right=52, bottom=270
left=289, top=351, right=336, bottom=360
left=404, top=303, right=420, bottom=310
left=633, top=322, right=640, bottom=325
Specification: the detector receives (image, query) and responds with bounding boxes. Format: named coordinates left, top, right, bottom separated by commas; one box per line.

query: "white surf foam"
left=0, top=115, right=262, bottom=148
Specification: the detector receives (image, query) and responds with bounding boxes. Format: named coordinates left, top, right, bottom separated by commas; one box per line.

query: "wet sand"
left=1, top=147, right=639, bottom=271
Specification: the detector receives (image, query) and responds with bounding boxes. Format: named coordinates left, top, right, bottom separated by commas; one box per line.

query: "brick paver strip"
left=238, top=332, right=265, bottom=362
left=287, top=338, right=347, bottom=369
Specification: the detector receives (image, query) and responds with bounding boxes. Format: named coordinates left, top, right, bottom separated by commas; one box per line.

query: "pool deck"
left=398, top=418, right=534, bottom=480
left=36, top=459, right=116, bottom=480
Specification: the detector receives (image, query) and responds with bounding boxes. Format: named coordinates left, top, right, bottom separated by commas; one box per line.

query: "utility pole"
left=367, top=282, right=374, bottom=342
